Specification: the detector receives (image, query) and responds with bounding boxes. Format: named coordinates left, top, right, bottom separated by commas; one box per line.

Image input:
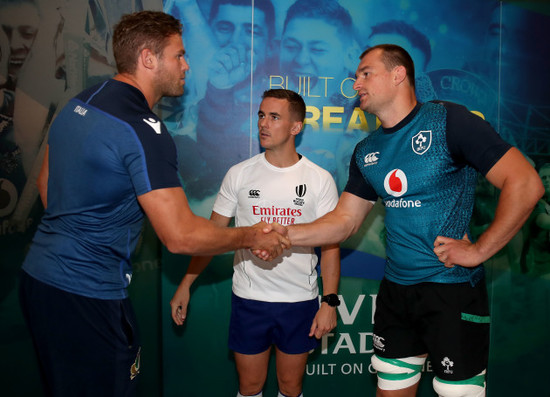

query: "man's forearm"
left=287, top=213, right=357, bottom=247
left=287, top=192, right=374, bottom=247
left=320, top=244, right=340, bottom=295
left=474, top=181, right=543, bottom=262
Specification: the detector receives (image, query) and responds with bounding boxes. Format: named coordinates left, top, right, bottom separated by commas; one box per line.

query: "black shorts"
left=373, top=278, right=490, bottom=381
left=19, top=271, right=141, bottom=397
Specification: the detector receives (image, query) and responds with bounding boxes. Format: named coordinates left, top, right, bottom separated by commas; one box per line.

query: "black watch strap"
left=321, top=293, right=340, bottom=307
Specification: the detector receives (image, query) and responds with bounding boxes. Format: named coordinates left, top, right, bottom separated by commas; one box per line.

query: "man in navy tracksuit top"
left=19, top=11, right=288, bottom=397
left=270, top=44, right=544, bottom=397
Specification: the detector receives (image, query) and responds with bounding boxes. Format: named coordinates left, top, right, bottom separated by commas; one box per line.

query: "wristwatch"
left=321, top=293, right=340, bottom=307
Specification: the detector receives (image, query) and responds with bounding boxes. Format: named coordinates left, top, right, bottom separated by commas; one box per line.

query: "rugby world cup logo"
left=295, top=184, right=307, bottom=197
left=294, top=184, right=306, bottom=206
left=384, top=169, right=408, bottom=197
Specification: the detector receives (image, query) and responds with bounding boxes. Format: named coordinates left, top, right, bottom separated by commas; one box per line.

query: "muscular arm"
left=170, top=211, right=230, bottom=325
left=434, top=147, right=544, bottom=267
left=138, top=188, right=287, bottom=258
left=309, top=243, right=340, bottom=339
left=288, top=192, right=375, bottom=247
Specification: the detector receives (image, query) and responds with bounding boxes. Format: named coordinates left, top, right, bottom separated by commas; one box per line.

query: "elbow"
left=163, top=234, right=195, bottom=255
left=507, top=170, right=545, bottom=209
left=349, top=219, right=363, bottom=237
left=513, top=174, right=545, bottom=219
left=344, top=217, right=363, bottom=241
left=529, top=174, right=545, bottom=206
left=340, top=226, right=359, bottom=243
left=163, top=232, right=210, bottom=256
left=164, top=241, right=182, bottom=255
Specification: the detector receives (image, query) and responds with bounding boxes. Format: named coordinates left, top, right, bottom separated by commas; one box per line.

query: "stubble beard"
left=156, top=70, right=184, bottom=98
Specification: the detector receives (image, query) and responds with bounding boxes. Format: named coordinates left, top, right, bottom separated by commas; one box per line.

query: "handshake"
left=250, top=222, right=290, bottom=261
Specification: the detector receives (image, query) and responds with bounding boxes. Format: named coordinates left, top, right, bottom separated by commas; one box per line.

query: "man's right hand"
left=250, top=222, right=290, bottom=261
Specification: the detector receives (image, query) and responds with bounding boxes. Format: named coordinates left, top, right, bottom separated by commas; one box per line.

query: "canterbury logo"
left=363, top=152, right=380, bottom=166
left=249, top=189, right=260, bottom=198
left=295, top=184, right=307, bottom=197
left=143, top=117, right=162, bottom=134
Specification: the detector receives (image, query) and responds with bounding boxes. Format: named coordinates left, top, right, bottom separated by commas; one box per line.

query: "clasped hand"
left=251, top=222, right=289, bottom=261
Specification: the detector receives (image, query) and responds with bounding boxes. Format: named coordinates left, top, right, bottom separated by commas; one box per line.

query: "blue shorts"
left=228, top=293, right=320, bottom=355
left=19, top=271, right=141, bottom=396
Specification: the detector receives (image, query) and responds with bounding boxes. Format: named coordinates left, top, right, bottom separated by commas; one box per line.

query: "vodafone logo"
left=384, top=169, right=407, bottom=197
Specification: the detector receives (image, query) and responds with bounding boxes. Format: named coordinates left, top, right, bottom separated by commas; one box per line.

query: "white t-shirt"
left=214, top=153, right=339, bottom=302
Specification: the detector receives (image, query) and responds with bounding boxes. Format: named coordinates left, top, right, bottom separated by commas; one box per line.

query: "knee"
left=432, top=370, right=486, bottom=397
left=238, top=382, right=264, bottom=397
left=277, top=377, right=302, bottom=397
left=277, top=371, right=303, bottom=397
left=238, top=375, right=265, bottom=397
left=371, top=354, right=426, bottom=391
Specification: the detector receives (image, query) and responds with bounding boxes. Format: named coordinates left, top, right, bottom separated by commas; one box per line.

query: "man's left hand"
left=309, top=303, right=337, bottom=339
left=433, top=234, right=482, bottom=268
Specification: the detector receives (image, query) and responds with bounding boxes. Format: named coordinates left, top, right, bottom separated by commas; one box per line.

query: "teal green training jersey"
left=345, top=101, right=511, bottom=285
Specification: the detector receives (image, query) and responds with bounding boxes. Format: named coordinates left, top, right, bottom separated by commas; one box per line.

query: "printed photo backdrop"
left=0, top=0, right=548, bottom=396
left=160, top=1, right=550, bottom=396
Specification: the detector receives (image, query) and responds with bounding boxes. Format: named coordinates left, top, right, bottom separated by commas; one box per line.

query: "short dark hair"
left=360, top=44, right=416, bottom=88
left=209, top=0, right=275, bottom=40
left=262, top=89, right=306, bottom=122
left=283, top=0, right=353, bottom=40
left=369, top=20, right=431, bottom=70
left=113, top=11, right=182, bottom=74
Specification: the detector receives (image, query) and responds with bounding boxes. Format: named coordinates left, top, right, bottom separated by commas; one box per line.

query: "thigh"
left=419, top=281, right=490, bottom=381
left=229, top=294, right=319, bottom=355
left=19, top=272, right=140, bottom=397
left=273, top=298, right=319, bottom=354
left=373, top=279, right=426, bottom=359
left=275, top=348, right=309, bottom=385
left=234, top=348, right=271, bottom=394
left=228, top=293, right=274, bottom=354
